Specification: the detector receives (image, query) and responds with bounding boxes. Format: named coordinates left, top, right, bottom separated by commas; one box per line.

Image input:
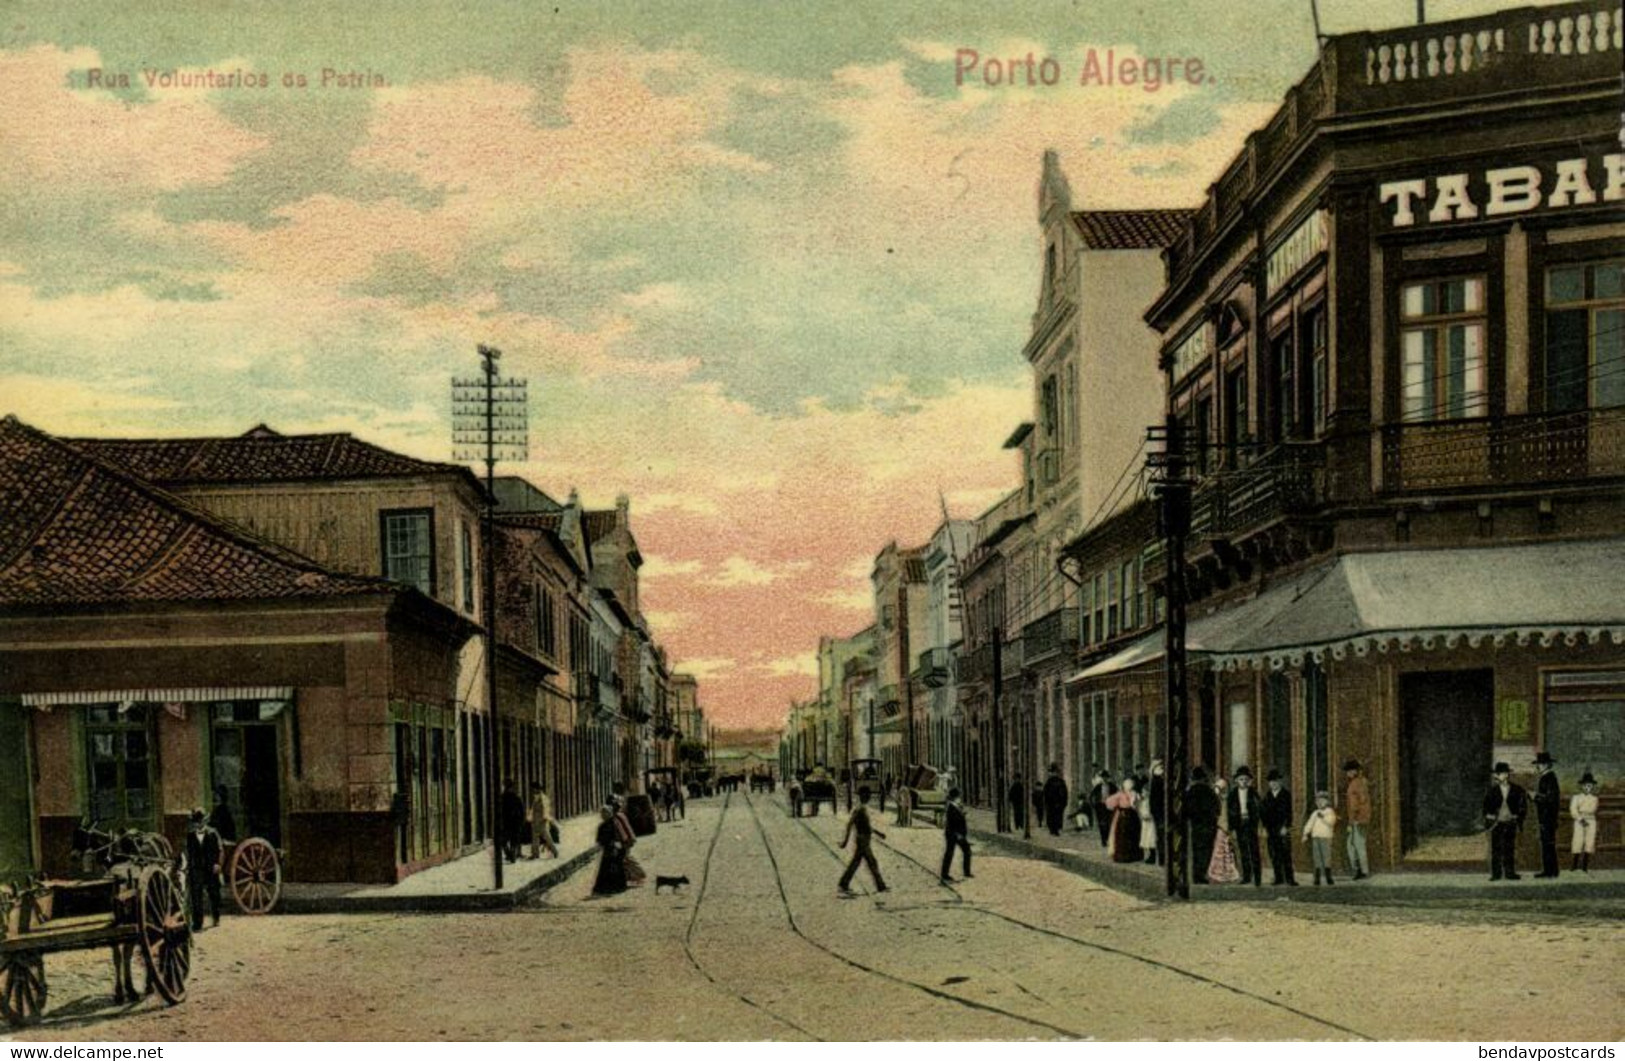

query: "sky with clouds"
left=0, top=0, right=1558, bottom=730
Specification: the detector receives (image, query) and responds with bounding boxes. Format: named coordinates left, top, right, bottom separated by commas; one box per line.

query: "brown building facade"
left=1070, top=0, right=1625, bottom=871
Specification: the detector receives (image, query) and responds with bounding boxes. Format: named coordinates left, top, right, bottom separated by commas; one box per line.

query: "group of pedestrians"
left=1482, top=753, right=1600, bottom=880
left=1078, top=758, right=1375, bottom=886
left=496, top=779, right=560, bottom=863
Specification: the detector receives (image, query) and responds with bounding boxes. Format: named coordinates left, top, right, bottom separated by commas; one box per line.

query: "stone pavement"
left=280, top=810, right=606, bottom=912
left=955, top=804, right=1625, bottom=904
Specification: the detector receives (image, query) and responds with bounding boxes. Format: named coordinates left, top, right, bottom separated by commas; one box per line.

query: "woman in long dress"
left=1207, top=777, right=1242, bottom=884
left=591, top=806, right=627, bottom=896
left=1105, top=776, right=1142, bottom=863
left=610, top=795, right=647, bottom=887
left=1136, top=781, right=1158, bottom=864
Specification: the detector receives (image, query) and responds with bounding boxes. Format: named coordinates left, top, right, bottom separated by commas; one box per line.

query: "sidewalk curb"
left=968, top=827, right=1169, bottom=902
left=279, top=847, right=598, bottom=914
left=968, top=827, right=1625, bottom=905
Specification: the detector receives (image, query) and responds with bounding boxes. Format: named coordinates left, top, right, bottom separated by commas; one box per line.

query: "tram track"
left=679, top=791, right=823, bottom=1041
left=738, top=790, right=1087, bottom=1039
left=776, top=790, right=1375, bottom=1042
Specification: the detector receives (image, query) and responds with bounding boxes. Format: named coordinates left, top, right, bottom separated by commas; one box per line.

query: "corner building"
left=1123, top=1, right=1625, bottom=870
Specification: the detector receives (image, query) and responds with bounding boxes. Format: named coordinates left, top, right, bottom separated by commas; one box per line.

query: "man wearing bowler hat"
left=1531, top=751, right=1562, bottom=878
left=1260, top=767, right=1298, bottom=886
left=1482, top=761, right=1528, bottom=881
left=1226, top=766, right=1264, bottom=886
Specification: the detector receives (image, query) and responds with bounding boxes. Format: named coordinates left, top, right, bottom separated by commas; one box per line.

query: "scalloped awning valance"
left=1068, top=538, right=1625, bottom=681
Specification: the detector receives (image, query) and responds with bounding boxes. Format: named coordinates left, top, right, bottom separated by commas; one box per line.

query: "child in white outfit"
left=1569, top=771, right=1599, bottom=872
left=1302, top=790, right=1338, bottom=885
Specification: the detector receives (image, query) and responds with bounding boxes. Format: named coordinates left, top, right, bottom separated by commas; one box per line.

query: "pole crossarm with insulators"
left=452, top=344, right=528, bottom=891
left=1148, top=415, right=1193, bottom=900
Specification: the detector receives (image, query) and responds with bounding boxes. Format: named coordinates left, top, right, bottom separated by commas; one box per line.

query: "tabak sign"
left=1379, top=153, right=1623, bottom=228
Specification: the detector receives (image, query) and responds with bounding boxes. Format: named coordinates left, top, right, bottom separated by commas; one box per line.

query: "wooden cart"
left=0, top=835, right=191, bottom=1027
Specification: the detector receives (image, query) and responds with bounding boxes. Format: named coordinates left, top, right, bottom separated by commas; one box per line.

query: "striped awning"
left=20, top=686, right=294, bottom=708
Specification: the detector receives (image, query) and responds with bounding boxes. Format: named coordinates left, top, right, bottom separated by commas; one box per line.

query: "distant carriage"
left=0, top=826, right=191, bottom=1027
left=905, top=763, right=948, bottom=826
left=794, top=769, right=838, bottom=817
left=644, top=767, right=686, bottom=823
left=847, top=758, right=886, bottom=812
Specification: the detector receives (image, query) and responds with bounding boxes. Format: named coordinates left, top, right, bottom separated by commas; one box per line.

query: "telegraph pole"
left=452, top=344, right=528, bottom=891
left=992, top=625, right=1006, bottom=833
left=1149, top=415, right=1192, bottom=900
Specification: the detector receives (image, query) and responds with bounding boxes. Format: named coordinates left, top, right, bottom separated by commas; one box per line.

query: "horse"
left=69, top=821, right=175, bottom=1005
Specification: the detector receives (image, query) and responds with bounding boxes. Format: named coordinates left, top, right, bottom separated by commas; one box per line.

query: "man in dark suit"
left=185, top=808, right=223, bottom=931
left=1483, top=761, right=1529, bottom=881
left=1531, top=752, right=1562, bottom=878
left=1089, top=767, right=1116, bottom=848
left=1227, top=766, right=1264, bottom=886
left=1186, top=766, right=1219, bottom=884
left=940, top=787, right=972, bottom=883
left=839, top=787, right=888, bottom=894
left=1042, top=764, right=1068, bottom=837
left=1260, top=768, right=1298, bottom=885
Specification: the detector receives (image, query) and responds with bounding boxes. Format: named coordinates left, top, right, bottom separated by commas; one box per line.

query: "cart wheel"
left=0, top=952, right=46, bottom=1027
left=136, top=866, right=190, bottom=1005
left=229, top=837, right=282, bottom=915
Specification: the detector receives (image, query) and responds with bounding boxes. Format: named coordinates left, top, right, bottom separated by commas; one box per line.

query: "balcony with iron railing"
left=1023, top=607, right=1081, bottom=666
left=1381, top=406, right=1625, bottom=493
left=874, top=683, right=900, bottom=715
left=915, top=646, right=952, bottom=688
left=1143, top=441, right=1327, bottom=576
left=1161, top=0, right=1620, bottom=284
left=955, top=643, right=993, bottom=686
left=1000, top=634, right=1025, bottom=678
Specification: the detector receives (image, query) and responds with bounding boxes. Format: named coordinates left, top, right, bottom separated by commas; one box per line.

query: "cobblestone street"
left=8, top=793, right=1621, bottom=1042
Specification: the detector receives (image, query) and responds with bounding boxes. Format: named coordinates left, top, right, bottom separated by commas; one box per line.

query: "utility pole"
left=992, top=625, right=1006, bottom=833
left=1149, top=414, right=1193, bottom=900
left=452, top=344, right=528, bottom=892
left=1022, top=690, right=1033, bottom=841
left=897, top=578, right=910, bottom=770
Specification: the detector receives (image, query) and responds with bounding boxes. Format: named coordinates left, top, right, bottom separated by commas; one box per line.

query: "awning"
left=21, top=686, right=294, bottom=708
left=1067, top=538, right=1625, bottom=681
left=1068, top=631, right=1168, bottom=682
left=1211, top=537, right=1625, bottom=670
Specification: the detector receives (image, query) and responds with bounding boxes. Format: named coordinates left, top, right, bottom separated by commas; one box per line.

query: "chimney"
left=616, top=493, right=630, bottom=526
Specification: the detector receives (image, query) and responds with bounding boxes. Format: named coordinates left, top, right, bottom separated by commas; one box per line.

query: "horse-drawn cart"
left=0, top=830, right=191, bottom=1027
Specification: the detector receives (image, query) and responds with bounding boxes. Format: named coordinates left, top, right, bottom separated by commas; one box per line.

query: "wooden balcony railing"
left=915, top=647, right=952, bottom=688
left=1023, top=607, right=1080, bottom=665
left=1381, top=406, right=1625, bottom=492
left=955, top=643, right=993, bottom=686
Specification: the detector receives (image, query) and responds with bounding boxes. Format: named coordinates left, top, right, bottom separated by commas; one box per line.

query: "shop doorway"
left=210, top=701, right=285, bottom=847
left=1401, top=669, right=1494, bottom=851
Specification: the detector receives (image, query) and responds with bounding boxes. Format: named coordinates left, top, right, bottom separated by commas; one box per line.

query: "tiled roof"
left=72, top=426, right=471, bottom=486
left=1071, top=209, right=1195, bottom=250
left=0, top=417, right=394, bottom=608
